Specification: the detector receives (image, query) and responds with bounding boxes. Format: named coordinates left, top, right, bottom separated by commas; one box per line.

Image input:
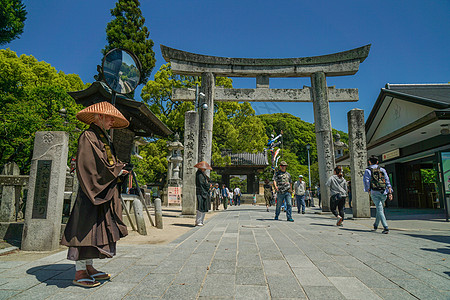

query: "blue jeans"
left=372, top=192, right=388, bottom=229
left=295, top=194, right=305, bottom=213
left=275, top=192, right=292, bottom=220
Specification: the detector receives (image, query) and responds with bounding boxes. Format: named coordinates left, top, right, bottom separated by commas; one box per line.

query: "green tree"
left=132, top=139, right=168, bottom=184
left=0, top=0, right=26, bottom=45
left=0, top=49, right=87, bottom=173
left=102, top=0, right=155, bottom=83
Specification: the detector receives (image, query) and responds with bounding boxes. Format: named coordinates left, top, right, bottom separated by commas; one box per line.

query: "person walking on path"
left=61, top=102, right=130, bottom=288
left=326, top=166, right=348, bottom=226
left=294, top=175, right=307, bottom=214
left=194, top=161, right=212, bottom=226
left=364, top=155, right=393, bottom=234
left=263, top=179, right=273, bottom=212
left=273, top=161, right=294, bottom=222
left=221, top=184, right=229, bottom=210
left=317, top=184, right=321, bottom=208
left=233, top=186, right=241, bottom=206
left=305, top=186, right=313, bottom=207
left=212, top=183, right=221, bottom=211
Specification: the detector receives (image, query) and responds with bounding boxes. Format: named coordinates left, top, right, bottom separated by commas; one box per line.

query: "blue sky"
left=6, top=0, right=450, bottom=132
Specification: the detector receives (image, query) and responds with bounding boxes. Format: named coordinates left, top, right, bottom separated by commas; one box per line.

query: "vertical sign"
left=32, top=160, right=52, bottom=219
left=168, top=186, right=182, bottom=205
left=441, top=152, right=450, bottom=194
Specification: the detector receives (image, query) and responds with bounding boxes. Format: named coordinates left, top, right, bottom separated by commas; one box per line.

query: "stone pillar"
left=182, top=111, right=199, bottom=216
left=198, top=72, right=215, bottom=176
left=22, top=131, right=69, bottom=251
left=0, top=162, right=20, bottom=222
left=310, top=72, right=335, bottom=212
left=348, top=109, right=370, bottom=218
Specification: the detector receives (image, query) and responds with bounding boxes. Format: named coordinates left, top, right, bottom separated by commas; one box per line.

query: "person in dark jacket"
left=326, top=166, right=348, bottom=226
left=194, top=161, right=212, bottom=226
left=61, top=102, right=130, bottom=287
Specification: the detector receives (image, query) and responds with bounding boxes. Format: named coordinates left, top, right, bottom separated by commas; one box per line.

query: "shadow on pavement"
left=420, top=247, right=450, bottom=255
left=27, top=264, right=74, bottom=287
left=172, top=223, right=196, bottom=228
left=309, top=223, right=335, bottom=227
left=338, top=227, right=373, bottom=233
left=404, top=233, right=450, bottom=244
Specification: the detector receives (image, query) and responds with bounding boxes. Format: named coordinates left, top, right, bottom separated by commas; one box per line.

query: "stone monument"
left=22, top=131, right=69, bottom=251
left=0, top=162, right=21, bottom=222
left=347, top=109, right=370, bottom=218
left=162, top=44, right=370, bottom=211
left=182, top=111, right=199, bottom=215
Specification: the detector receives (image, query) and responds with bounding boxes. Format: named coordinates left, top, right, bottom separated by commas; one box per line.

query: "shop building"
left=338, top=83, right=450, bottom=210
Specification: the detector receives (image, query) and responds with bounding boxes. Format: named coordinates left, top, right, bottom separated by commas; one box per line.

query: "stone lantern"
left=167, top=133, right=184, bottom=186
left=333, top=133, right=348, bottom=160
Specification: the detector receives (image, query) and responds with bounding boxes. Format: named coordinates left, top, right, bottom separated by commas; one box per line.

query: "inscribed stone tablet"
left=32, top=160, right=52, bottom=219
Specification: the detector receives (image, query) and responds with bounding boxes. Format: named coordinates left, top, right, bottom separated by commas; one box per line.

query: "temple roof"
left=213, top=152, right=269, bottom=168
left=68, top=81, right=172, bottom=137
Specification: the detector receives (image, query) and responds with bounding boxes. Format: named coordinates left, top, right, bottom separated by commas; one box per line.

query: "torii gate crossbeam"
left=161, top=44, right=371, bottom=213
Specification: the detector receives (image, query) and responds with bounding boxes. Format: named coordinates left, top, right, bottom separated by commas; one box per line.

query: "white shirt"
left=294, top=180, right=306, bottom=195
left=234, top=187, right=241, bottom=196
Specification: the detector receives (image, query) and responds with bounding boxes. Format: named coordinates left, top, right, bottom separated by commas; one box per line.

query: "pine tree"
left=102, top=0, right=155, bottom=84
left=0, top=0, right=27, bottom=45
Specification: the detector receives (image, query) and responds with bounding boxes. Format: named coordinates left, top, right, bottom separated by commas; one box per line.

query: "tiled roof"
left=213, top=152, right=268, bottom=167
left=386, top=83, right=450, bottom=105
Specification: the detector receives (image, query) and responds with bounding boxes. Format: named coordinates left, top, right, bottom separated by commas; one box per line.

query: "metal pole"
left=307, top=148, right=311, bottom=188
left=195, top=83, right=199, bottom=112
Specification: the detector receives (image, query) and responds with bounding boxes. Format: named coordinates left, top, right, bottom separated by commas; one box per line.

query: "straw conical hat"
left=76, top=101, right=129, bottom=129
left=194, top=161, right=212, bottom=170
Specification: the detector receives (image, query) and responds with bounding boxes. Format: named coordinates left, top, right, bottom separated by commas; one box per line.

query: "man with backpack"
left=364, top=155, right=393, bottom=234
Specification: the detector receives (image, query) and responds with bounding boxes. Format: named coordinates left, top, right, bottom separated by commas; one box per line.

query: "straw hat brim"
left=194, top=161, right=212, bottom=170
left=76, top=101, right=129, bottom=129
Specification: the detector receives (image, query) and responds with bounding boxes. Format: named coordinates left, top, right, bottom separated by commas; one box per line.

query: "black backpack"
left=368, top=166, right=386, bottom=191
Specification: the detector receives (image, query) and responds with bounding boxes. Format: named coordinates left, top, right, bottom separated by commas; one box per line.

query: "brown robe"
left=61, top=124, right=128, bottom=261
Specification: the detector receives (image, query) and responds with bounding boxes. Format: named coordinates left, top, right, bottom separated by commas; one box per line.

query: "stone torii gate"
left=161, top=44, right=370, bottom=212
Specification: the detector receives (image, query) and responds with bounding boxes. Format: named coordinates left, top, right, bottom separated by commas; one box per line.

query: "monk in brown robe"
left=61, top=101, right=129, bottom=287
left=194, top=161, right=212, bottom=226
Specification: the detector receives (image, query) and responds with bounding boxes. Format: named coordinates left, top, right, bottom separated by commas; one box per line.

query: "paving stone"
left=328, top=276, right=383, bottom=300
left=266, top=275, right=306, bottom=299
left=371, top=288, right=418, bottom=300
left=161, top=281, right=201, bottom=299
left=390, top=278, right=449, bottom=300
left=208, top=259, right=236, bottom=274
left=0, top=275, right=41, bottom=291
left=0, top=290, right=21, bottom=300
left=5, top=281, right=63, bottom=300
left=349, top=268, right=398, bottom=289
left=111, top=265, right=153, bottom=283
left=236, top=267, right=266, bottom=285
left=370, top=262, right=415, bottom=279
left=262, top=260, right=292, bottom=276
left=86, top=282, right=137, bottom=300
left=292, top=267, right=333, bottom=287
left=129, top=273, right=176, bottom=298
left=314, top=262, right=353, bottom=277
left=410, top=269, right=450, bottom=291
left=235, top=285, right=270, bottom=299
left=237, top=254, right=262, bottom=268
left=284, top=255, right=316, bottom=269
left=152, top=259, right=185, bottom=274
left=199, top=274, right=235, bottom=297
left=303, top=286, right=346, bottom=300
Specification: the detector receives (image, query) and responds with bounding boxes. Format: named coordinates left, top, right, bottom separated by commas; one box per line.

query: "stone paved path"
left=0, top=205, right=449, bottom=299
